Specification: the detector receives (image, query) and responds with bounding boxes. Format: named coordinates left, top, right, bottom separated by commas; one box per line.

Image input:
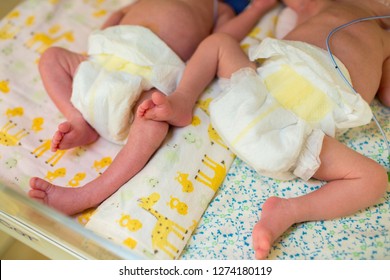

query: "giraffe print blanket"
left=85, top=82, right=235, bottom=259
left=82, top=3, right=282, bottom=260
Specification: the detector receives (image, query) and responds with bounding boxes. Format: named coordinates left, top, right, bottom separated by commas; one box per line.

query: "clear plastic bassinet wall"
left=0, top=183, right=142, bottom=259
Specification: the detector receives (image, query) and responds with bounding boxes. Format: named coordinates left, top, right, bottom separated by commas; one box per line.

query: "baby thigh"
left=204, top=33, right=256, bottom=79
left=378, top=57, right=390, bottom=107
left=39, top=47, right=87, bottom=106
left=39, top=47, right=86, bottom=79
left=38, top=47, right=88, bottom=118
left=311, top=136, right=387, bottom=218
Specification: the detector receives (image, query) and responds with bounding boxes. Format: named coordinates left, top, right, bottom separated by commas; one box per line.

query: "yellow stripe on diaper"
left=264, top=65, right=332, bottom=123
left=232, top=104, right=279, bottom=146
left=95, top=54, right=152, bottom=78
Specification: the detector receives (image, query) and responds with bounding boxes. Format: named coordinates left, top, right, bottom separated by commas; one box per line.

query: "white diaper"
left=210, top=38, right=373, bottom=180
left=275, top=7, right=297, bottom=39
left=71, top=25, right=185, bottom=144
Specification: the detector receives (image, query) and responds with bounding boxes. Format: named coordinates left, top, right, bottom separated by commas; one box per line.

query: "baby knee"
left=39, top=47, right=63, bottom=71
left=201, top=32, right=237, bottom=49
left=367, top=163, right=388, bottom=199
left=40, top=46, right=63, bottom=61
left=377, top=89, right=390, bottom=107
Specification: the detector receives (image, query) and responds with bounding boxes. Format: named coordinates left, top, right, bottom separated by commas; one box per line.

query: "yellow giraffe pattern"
left=0, top=22, right=20, bottom=40
left=83, top=0, right=106, bottom=5
left=25, top=15, right=35, bottom=27
left=93, top=10, right=107, bottom=17
left=208, top=124, right=229, bottom=150
left=83, top=0, right=107, bottom=18
left=31, top=117, right=44, bottom=132
left=138, top=192, right=188, bottom=259
left=248, top=26, right=261, bottom=39
left=0, top=121, right=29, bottom=146
left=191, top=115, right=201, bottom=126
left=123, top=237, right=138, bottom=249
left=31, top=139, right=66, bottom=166
left=195, top=155, right=227, bottom=192
left=1, top=12, right=37, bottom=41
left=6, top=107, right=24, bottom=118
left=46, top=150, right=66, bottom=166
left=25, top=25, right=74, bottom=53
left=196, top=97, right=212, bottom=116
left=175, top=172, right=194, bottom=193
left=45, top=167, right=66, bottom=182
left=77, top=208, right=96, bottom=225
left=168, top=196, right=188, bottom=215
left=93, top=156, right=112, bottom=172
left=1, top=9, right=43, bottom=40
left=68, top=172, right=86, bottom=187
left=0, top=80, right=10, bottom=93
left=119, top=214, right=142, bottom=232
left=5, top=10, right=20, bottom=20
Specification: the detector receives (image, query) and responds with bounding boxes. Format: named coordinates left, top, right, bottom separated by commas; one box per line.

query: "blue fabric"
left=224, top=0, right=250, bottom=14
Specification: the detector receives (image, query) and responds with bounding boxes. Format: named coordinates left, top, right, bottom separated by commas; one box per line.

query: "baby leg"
left=29, top=90, right=170, bottom=215
left=39, top=47, right=98, bottom=151
left=28, top=177, right=97, bottom=215
left=137, top=90, right=194, bottom=127
left=51, top=120, right=98, bottom=152
left=377, top=57, right=390, bottom=107
left=252, top=136, right=388, bottom=259
left=138, top=33, right=255, bottom=126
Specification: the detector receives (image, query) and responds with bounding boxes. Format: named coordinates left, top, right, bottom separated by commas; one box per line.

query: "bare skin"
left=30, top=89, right=169, bottom=215
left=28, top=0, right=278, bottom=215
left=137, top=0, right=278, bottom=125
left=140, top=0, right=390, bottom=123
left=138, top=0, right=390, bottom=259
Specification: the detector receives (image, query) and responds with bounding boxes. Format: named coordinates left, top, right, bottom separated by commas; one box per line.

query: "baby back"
left=284, top=2, right=390, bottom=102
left=118, top=0, right=215, bottom=61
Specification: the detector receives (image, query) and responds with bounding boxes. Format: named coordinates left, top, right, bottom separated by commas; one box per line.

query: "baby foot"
left=137, top=91, right=173, bottom=120
left=252, top=197, right=296, bottom=259
left=137, top=91, right=193, bottom=127
left=28, top=177, right=94, bottom=215
left=51, top=119, right=99, bottom=152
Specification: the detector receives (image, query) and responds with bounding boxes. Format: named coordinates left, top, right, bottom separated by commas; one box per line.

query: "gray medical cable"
left=325, top=15, right=390, bottom=173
